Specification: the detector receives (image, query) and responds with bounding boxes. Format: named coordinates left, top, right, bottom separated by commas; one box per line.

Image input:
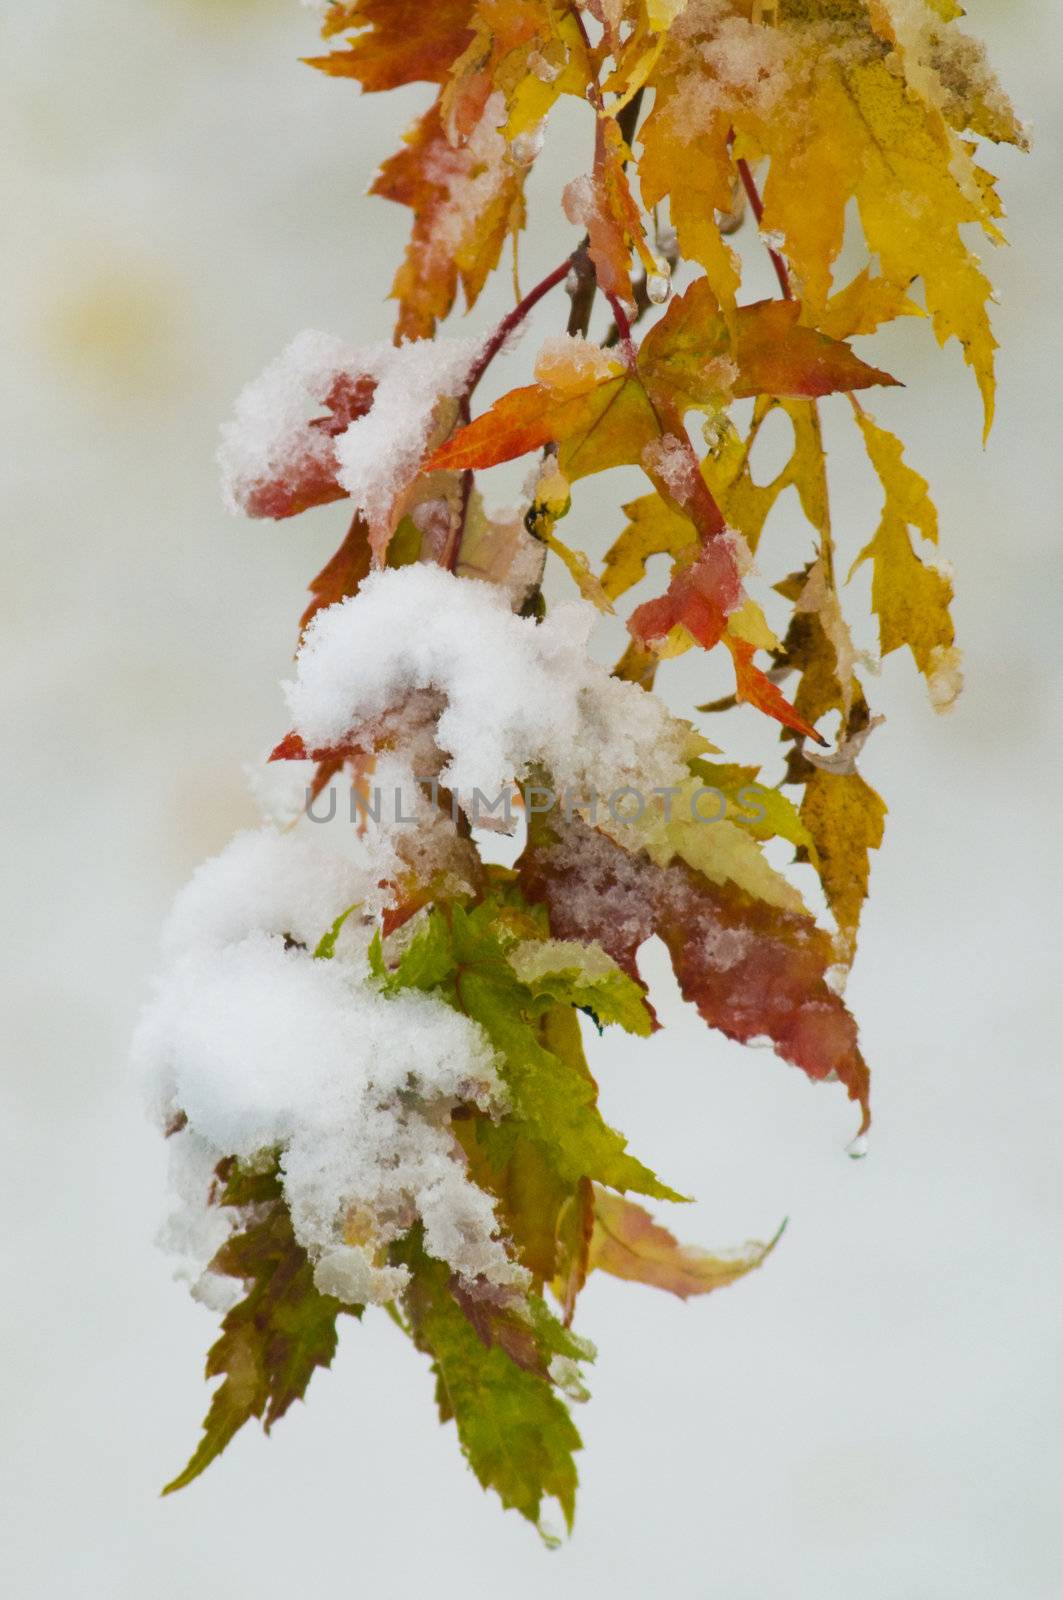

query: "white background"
left=2, top=1, right=1060, bottom=1594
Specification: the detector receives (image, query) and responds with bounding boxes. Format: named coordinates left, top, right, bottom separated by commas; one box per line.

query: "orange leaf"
left=373, top=99, right=527, bottom=341
left=724, top=633, right=827, bottom=745
left=426, top=348, right=658, bottom=481
left=733, top=299, right=901, bottom=399
left=299, top=512, right=373, bottom=635
left=628, top=542, right=743, bottom=654
left=304, top=0, right=474, bottom=92
left=587, top=1189, right=783, bottom=1300
left=563, top=117, right=653, bottom=308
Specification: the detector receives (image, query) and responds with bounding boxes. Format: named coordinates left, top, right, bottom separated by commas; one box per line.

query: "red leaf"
left=724, top=634, right=827, bottom=745
left=520, top=816, right=870, bottom=1135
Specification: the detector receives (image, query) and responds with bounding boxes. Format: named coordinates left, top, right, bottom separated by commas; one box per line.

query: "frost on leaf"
left=163, top=1162, right=360, bottom=1494
left=519, top=813, right=871, bottom=1134
left=142, top=0, right=1023, bottom=1534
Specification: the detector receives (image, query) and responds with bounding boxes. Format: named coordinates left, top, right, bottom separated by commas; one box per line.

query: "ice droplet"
left=509, top=123, right=545, bottom=167
left=701, top=413, right=732, bottom=451
left=646, top=269, right=671, bottom=305
left=846, top=1132, right=869, bottom=1161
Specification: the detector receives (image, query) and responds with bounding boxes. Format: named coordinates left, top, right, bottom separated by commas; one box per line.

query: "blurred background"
left=2, top=1, right=1060, bottom=1594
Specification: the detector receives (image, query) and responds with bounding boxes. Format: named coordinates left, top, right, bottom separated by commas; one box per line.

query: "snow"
left=425, top=92, right=512, bottom=264
left=284, top=563, right=695, bottom=815
left=218, top=328, right=480, bottom=540
left=161, top=827, right=371, bottom=961
left=157, top=1126, right=241, bottom=1312
left=136, top=828, right=527, bottom=1304
left=217, top=328, right=357, bottom=515
left=699, top=15, right=794, bottom=110
left=332, top=337, right=480, bottom=533
left=642, top=433, right=700, bottom=500
left=535, top=332, right=622, bottom=389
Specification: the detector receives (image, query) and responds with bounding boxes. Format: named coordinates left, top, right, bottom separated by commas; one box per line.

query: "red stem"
left=605, top=291, right=634, bottom=351
left=441, top=254, right=576, bottom=570
left=736, top=156, right=792, bottom=302
left=464, top=255, right=576, bottom=400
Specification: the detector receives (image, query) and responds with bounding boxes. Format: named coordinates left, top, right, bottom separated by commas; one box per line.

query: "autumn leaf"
left=638, top=0, right=1025, bottom=428
left=586, top=1188, right=783, bottom=1299
left=563, top=115, right=655, bottom=308
left=519, top=812, right=871, bottom=1135
left=602, top=486, right=694, bottom=602
left=304, top=0, right=475, bottom=92
left=300, top=511, right=373, bottom=634
left=163, top=1163, right=359, bottom=1494
left=797, top=763, right=887, bottom=964
left=812, top=267, right=924, bottom=342
left=397, top=1234, right=584, bottom=1536
left=850, top=410, right=961, bottom=709
left=724, top=631, right=826, bottom=746
left=428, top=280, right=896, bottom=479
left=442, top=0, right=591, bottom=141
left=373, top=98, right=528, bottom=341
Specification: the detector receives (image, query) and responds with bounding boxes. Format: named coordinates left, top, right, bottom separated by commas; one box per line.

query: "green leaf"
left=377, top=898, right=683, bottom=1207
left=459, top=968, right=680, bottom=1200
left=397, top=1236, right=584, bottom=1537
left=505, top=937, right=655, bottom=1036
left=688, top=757, right=817, bottom=858
left=312, top=904, right=357, bottom=960
left=163, top=1165, right=359, bottom=1494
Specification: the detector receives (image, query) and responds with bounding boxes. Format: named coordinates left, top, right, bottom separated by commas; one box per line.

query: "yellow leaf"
left=813, top=267, right=924, bottom=342
left=799, top=766, right=886, bottom=963
left=850, top=409, right=960, bottom=707
left=602, top=491, right=695, bottom=602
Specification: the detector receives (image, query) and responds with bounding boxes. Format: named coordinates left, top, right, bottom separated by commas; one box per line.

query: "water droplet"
left=646, top=271, right=671, bottom=305
left=509, top=123, right=545, bottom=167
left=846, top=1132, right=869, bottom=1161
left=701, top=413, right=733, bottom=452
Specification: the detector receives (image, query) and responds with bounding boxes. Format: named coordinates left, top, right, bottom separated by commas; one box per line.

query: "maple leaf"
left=811, top=266, right=924, bottom=342
left=797, top=762, right=887, bottom=965
left=304, top=0, right=475, bottom=92
left=586, top=1188, right=783, bottom=1299
left=519, top=812, right=871, bottom=1135
left=299, top=510, right=373, bottom=634
left=396, top=1233, right=583, bottom=1537
left=442, top=0, right=591, bottom=141
left=163, top=1163, right=359, bottom=1494
left=376, top=900, right=681, bottom=1201
left=724, top=631, right=825, bottom=746
left=849, top=409, right=961, bottom=709
left=427, top=279, right=895, bottom=480
left=373, top=98, right=528, bottom=342
left=638, top=0, right=1025, bottom=428
left=427, top=282, right=892, bottom=740
left=237, top=372, right=377, bottom=522
left=563, top=115, right=656, bottom=308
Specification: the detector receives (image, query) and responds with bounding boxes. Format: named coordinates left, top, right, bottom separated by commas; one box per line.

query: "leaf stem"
left=442, top=254, right=577, bottom=570
left=606, top=291, right=634, bottom=350
left=736, top=156, right=792, bottom=302
left=464, top=255, right=577, bottom=401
